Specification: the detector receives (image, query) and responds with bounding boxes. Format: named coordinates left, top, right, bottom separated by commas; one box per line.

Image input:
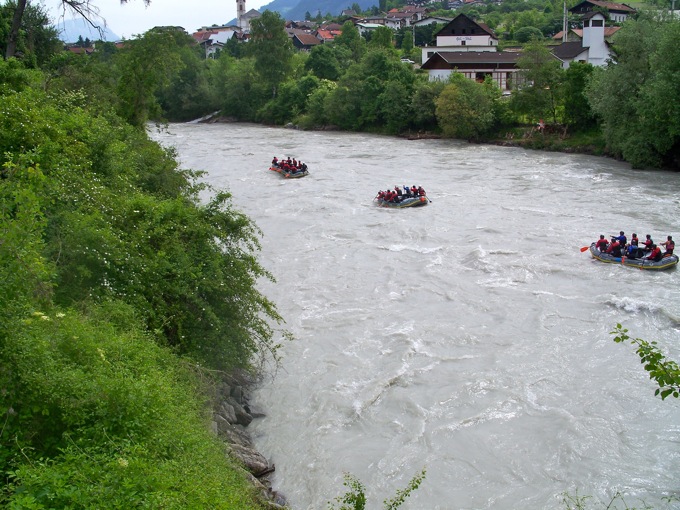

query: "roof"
left=436, top=13, right=497, bottom=39
left=293, top=33, right=321, bottom=46
left=570, top=0, right=637, bottom=13
left=551, top=41, right=587, bottom=59
left=421, top=51, right=522, bottom=69
left=552, top=26, right=620, bottom=39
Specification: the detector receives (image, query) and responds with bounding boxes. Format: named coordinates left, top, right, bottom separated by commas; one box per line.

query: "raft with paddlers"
left=585, top=243, right=678, bottom=270
left=269, top=165, right=309, bottom=178
left=374, top=185, right=430, bottom=208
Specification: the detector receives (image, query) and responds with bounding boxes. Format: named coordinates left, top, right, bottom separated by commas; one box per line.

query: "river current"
left=152, top=123, right=680, bottom=510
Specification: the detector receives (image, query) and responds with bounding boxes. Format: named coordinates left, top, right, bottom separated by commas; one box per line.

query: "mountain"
left=248, top=0, right=378, bottom=21
left=55, top=18, right=120, bottom=43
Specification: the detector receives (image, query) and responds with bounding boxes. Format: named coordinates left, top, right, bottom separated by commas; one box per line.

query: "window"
left=592, top=19, right=604, bottom=27
left=461, top=40, right=466, bottom=45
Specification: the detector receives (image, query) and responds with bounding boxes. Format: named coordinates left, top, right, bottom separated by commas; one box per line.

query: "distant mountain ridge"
left=251, top=0, right=378, bottom=21
left=56, top=18, right=120, bottom=43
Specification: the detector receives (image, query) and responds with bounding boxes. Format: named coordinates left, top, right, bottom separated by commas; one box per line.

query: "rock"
left=228, top=443, right=269, bottom=475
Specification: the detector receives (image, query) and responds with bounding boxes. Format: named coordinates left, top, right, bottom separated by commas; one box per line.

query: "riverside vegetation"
left=1, top=0, right=679, bottom=507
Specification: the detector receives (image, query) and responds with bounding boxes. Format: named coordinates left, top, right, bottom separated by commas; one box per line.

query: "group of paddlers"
left=376, top=185, right=427, bottom=203
left=271, top=156, right=307, bottom=173
left=594, top=231, right=675, bottom=261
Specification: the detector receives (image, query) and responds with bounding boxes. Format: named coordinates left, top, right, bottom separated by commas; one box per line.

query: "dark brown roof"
left=293, top=33, right=321, bottom=46
left=551, top=41, right=586, bottom=59
left=570, top=0, right=637, bottom=13
left=421, top=51, right=522, bottom=69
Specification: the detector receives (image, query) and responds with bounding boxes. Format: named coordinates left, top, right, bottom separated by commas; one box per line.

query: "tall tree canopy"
left=247, top=10, right=293, bottom=97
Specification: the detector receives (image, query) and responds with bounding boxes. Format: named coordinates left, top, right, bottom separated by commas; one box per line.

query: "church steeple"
left=237, top=0, right=246, bottom=29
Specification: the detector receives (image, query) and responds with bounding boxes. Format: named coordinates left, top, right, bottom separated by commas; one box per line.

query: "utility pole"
left=563, top=0, right=568, bottom=42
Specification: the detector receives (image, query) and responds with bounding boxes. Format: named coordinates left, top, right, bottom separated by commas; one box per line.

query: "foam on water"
left=152, top=123, right=680, bottom=510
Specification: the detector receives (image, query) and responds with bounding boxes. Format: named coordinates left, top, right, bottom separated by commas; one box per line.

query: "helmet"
left=620, top=231, right=624, bottom=235
left=646, top=234, right=651, bottom=238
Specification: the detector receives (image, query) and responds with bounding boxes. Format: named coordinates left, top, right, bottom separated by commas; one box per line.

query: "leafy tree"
left=510, top=39, right=563, bottom=124
left=114, top=27, right=185, bottom=127
left=0, top=0, right=61, bottom=66
left=247, top=10, right=293, bottom=98
left=515, top=26, right=544, bottom=43
left=370, top=25, right=394, bottom=49
left=334, top=20, right=365, bottom=62
left=586, top=15, right=680, bottom=168
left=305, top=43, right=342, bottom=80
left=561, top=62, right=596, bottom=131
left=612, top=324, right=680, bottom=400
left=436, top=73, right=499, bottom=140
left=156, top=31, right=217, bottom=121
left=213, top=54, right=268, bottom=120
left=410, top=79, right=446, bottom=131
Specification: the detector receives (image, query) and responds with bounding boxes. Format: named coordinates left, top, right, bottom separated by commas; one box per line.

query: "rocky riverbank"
left=210, top=374, right=287, bottom=509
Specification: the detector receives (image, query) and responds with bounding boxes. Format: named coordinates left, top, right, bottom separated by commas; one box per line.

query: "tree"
left=114, top=27, right=185, bottom=127
left=0, top=1, right=61, bottom=66
left=561, top=62, right=595, bottom=131
left=335, top=20, right=365, bottom=62
left=305, top=43, right=342, bottom=81
left=369, top=25, right=394, bottom=49
left=514, top=26, right=543, bottom=43
left=510, top=39, right=563, bottom=124
left=4, top=0, right=148, bottom=59
left=435, top=73, right=499, bottom=140
left=247, top=10, right=293, bottom=98
left=586, top=15, right=680, bottom=168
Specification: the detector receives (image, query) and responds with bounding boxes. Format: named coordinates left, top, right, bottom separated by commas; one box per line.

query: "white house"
left=421, top=13, right=498, bottom=63
left=551, top=12, right=612, bottom=68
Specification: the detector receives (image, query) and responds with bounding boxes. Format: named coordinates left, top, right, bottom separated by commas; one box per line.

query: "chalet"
left=421, top=13, right=498, bottom=63
left=314, top=29, right=342, bottom=42
left=551, top=12, right=612, bottom=67
left=569, top=0, right=636, bottom=22
left=385, top=12, right=418, bottom=29
left=356, top=23, right=384, bottom=37
left=292, top=33, right=322, bottom=51
left=192, top=27, right=239, bottom=58
left=420, top=51, right=521, bottom=90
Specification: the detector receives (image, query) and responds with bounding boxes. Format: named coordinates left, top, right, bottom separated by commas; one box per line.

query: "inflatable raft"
left=589, top=243, right=678, bottom=270
left=375, top=196, right=429, bottom=208
left=269, top=165, right=309, bottom=178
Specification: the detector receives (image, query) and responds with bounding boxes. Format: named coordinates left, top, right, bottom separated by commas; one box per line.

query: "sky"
left=48, top=0, right=270, bottom=40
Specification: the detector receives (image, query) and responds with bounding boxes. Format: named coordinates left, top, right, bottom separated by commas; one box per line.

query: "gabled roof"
left=569, top=0, right=636, bottom=13
left=435, top=13, right=497, bottom=39
left=552, top=26, right=620, bottom=39
left=550, top=41, right=586, bottom=59
left=421, top=51, right=522, bottom=69
left=293, top=33, right=321, bottom=46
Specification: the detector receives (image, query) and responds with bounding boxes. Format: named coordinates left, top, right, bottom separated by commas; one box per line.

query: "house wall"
left=421, top=44, right=495, bottom=62
left=436, top=34, right=496, bottom=47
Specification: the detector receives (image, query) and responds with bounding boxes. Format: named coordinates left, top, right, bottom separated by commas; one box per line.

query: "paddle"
left=425, top=195, right=432, bottom=203
left=580, top=246, right=590, bottom=252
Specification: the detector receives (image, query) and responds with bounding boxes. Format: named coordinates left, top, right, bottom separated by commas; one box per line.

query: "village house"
left=421, top=13, right=498, bottom=63
left=420, top=14, right=516, bottom=90
left=569, top=0, right=636, bottom=22
left=550, top=11, right=613, bottom=68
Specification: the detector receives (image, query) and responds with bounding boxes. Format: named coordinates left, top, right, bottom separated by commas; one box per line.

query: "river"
left=151, top=123, right=680, bottom=510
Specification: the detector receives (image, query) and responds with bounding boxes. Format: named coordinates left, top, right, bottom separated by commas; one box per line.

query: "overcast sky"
left=48, top=0, right=270, bottom=39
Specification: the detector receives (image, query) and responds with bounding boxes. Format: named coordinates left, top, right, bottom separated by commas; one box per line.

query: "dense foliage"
left=0, top=52, right=281, bottom=506
left=5, top=0, right=679, bottom=168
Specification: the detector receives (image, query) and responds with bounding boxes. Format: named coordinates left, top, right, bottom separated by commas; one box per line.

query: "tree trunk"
left=5, top=0, right=28, bottom=59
